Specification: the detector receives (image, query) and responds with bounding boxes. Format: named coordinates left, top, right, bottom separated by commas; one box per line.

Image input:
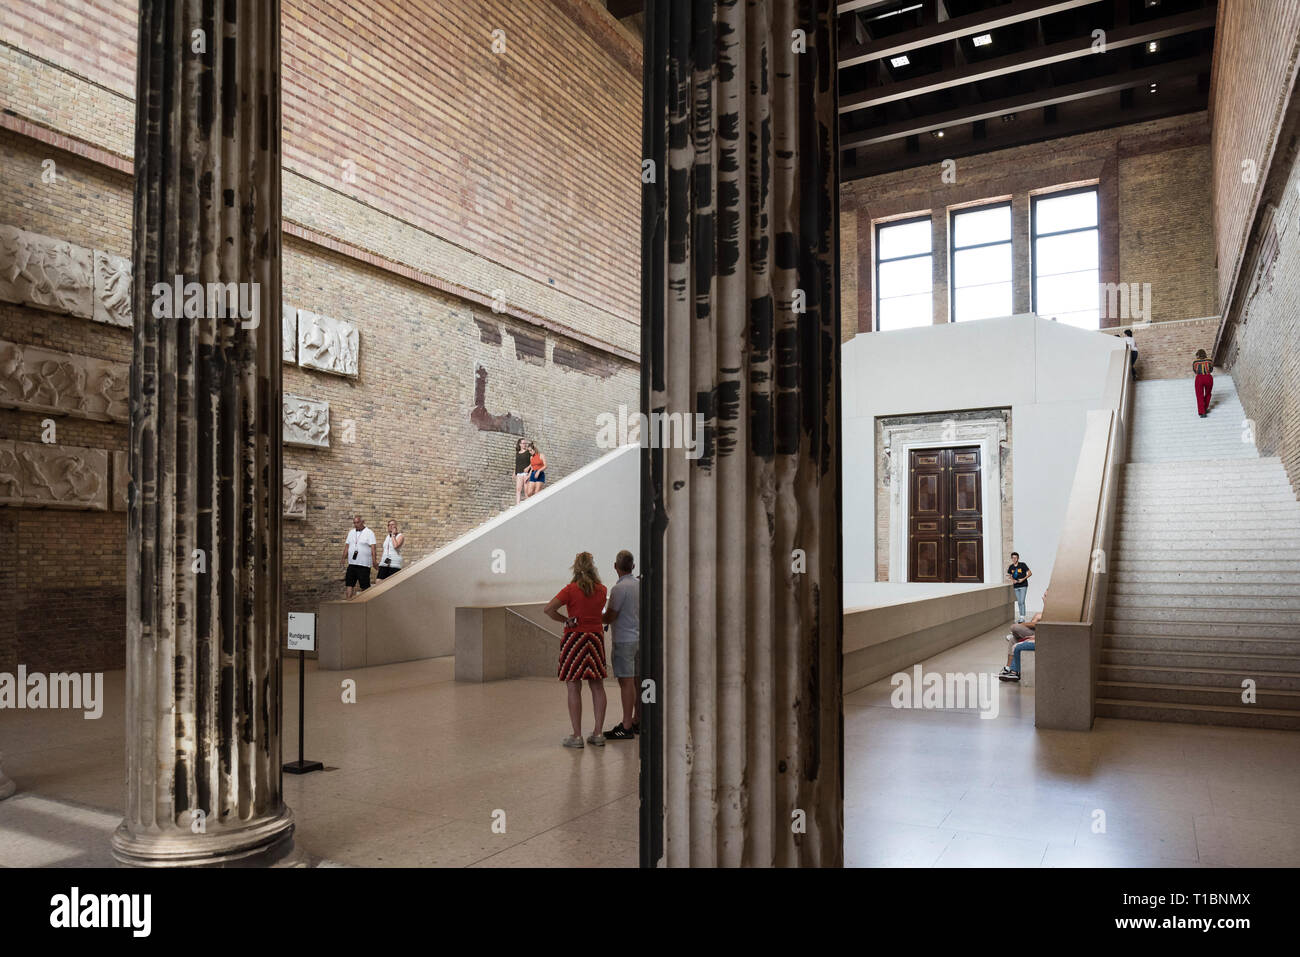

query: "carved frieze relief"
left=0, top=339, right=129, bottom=423
left=297, top=309, right=359, bottom=377
left=283, top=394, right=330, bottom=448
left=0, top=440, right=108, bottom=510
left=283, top=467, right=308, bottom=519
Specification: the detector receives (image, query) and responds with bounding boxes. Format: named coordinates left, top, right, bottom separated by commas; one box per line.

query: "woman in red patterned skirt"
left=544, top=552, right=609, bottom=749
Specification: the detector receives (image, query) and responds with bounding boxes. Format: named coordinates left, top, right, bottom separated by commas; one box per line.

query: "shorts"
left=528, top=470, right=546, bottom=483
left=611, top=642, right=639, bottom=678
left=516, top=471, right=530, bottom=478
left=345, top=564, right=371, bottom=589
left=377, top=565, right=400, bottom=580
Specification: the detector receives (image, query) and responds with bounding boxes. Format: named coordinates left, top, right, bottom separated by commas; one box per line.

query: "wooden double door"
left=908, top=446, right=984, bottom=584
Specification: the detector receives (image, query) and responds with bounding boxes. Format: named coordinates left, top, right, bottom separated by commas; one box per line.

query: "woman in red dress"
left=544, top=552, right=609, bottom=748
left=1193, top=349, right=1214, bottom=418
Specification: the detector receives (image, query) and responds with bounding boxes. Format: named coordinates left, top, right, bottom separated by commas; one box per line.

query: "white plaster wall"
left=335, top=443, right=640, bottom=660
left=842, top=314, right=1125, bottom=612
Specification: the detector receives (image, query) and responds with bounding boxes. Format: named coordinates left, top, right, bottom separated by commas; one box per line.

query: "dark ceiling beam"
left=842, top=92, right=1207, bottom=180
left=840, top=54, right=1211, bottom=148
left=839, top=0, right=1104, bottom=68
left=840, top=7, right=1215, bottom=113
left=605, top=0, right=644, bottom=17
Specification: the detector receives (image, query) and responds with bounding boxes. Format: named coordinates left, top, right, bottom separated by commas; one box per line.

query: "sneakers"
left=1005, top=633, right=1015, bottom=642
left=562, top=734, right=584, bottom=749
left=997, top=667, right=1020, bottom=682
left=586, top=733, right=606, bottom=747
left=605, top=724, right=635, bottom=740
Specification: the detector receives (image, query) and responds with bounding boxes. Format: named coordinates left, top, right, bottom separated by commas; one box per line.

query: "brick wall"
left=1208, top=0, right=1300, bottom=314
left=0, top=0, right=642, bottom=673
left=839, top=113, right=1217, bottom=374
left=1221, top=142, right=1300, bottom=500
left=1, top=0, right=641, bottom=325
left=1102, top=317, right=1219, bottom=382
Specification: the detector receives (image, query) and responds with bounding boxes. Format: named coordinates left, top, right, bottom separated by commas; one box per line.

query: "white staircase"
left=1098, top=374, right=1300, bottom=730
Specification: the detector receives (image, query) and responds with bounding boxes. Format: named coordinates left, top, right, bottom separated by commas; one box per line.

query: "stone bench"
left=1020, top=648, right=1035, bottom=688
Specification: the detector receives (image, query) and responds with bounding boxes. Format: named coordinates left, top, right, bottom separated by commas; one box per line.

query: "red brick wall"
left=840, top=113, right=1217, bottom=372
left=1221, top=141, right=1300, bottom=500
left=1, top=0, right=642, bottom=323
left=1208, top=0, right=1300, bottom=314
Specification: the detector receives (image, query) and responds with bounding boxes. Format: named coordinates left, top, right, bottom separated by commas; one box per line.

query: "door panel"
left=907, top=445, right=984, bottom=583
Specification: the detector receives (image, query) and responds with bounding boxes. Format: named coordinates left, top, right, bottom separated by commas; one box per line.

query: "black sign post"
left=284, top=612, right=323, bottom=775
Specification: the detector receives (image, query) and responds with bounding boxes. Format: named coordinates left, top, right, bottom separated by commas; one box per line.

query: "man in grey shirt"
left=602, top=549, right=640, bottom=740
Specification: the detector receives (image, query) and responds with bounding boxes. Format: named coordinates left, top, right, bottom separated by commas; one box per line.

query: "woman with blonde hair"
left=543, top=551, right=608, bottom=748
left=377, top=519, right=404, bottom=580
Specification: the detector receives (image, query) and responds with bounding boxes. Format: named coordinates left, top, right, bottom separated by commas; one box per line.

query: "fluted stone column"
left=113, top=0, right=292, bottom=866
left=641, top=0, right=843, bottom=866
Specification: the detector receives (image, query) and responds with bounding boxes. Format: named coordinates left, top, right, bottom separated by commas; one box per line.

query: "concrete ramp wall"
left=317, top=444, right=639, bottom=669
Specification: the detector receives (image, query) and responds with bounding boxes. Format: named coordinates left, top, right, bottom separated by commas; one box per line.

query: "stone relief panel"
left=297, top=309, right=359, bottom=377
left=283, top=467, right=308, bottom=519
left=283, top=394, right=330, bottom=448
left=282, top=304, right=298, bottom=363
left=113, top=450, right=129, bottom=511
left=0, top=226, right=94, bottom=319
left=0, top=440, right=108, bottom=510
left=0, top=339, right=129, bottom=423
left=93, top=251, right=133, bottom=327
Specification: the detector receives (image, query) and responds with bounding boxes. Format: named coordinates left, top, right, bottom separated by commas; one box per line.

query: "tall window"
left=950, top=202, right=1012, bottom=321
left=875, top=217, right=933, bottom=331
left=1032, top=187, right=1099, bottom=329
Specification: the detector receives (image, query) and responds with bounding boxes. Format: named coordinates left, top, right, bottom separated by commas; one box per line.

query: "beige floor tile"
left=1193, top=814, right=1300, bottom=867
left=934, top=830, right=1047, bottom=868
left=845, top=820, right=956, bottom=867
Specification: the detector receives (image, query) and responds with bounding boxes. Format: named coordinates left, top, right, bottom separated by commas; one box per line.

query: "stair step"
left=1110, top=582, right=1300, bottom=597
left=1112, top=560, right=1300, bottom=572
left=1109, top=595, right=1300, bottom=612
left=1104, top=633, right=1300, bottom=656
left=1107, top=619, right=1300, bottom=639
left=1108, top=608, right=1300, bottom=627
left=1113, top=571, right=1300, bottom=584
left=1098, top=662, right=1300, bottom=688
left=1112, top=548, right=1300, bottom=561
left=1102, top=647, right=1300, bottom=671
left=1097, top=681, right=1300, bottom=709
left=1095, top=698, right=1300, bottom=731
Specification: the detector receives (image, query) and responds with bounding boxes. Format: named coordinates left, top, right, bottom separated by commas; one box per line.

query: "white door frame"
left=883, top=417, right=1007, bottom=585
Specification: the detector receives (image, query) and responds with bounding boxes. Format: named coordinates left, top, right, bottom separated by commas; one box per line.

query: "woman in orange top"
left=525, top=442, right=547, bottom=498
left=544, top=552, right=609, bottom=748
left=1193, top=349, right=1214, bottom=418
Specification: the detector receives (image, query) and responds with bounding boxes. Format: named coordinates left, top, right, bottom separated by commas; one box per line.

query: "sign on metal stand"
left=284, top=612, right=324, bottom=774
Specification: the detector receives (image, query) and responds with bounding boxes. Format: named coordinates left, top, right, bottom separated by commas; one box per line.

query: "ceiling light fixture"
left=932, top=130, right=945, bottom=138
left=1149, top=83, right=1159, bottom=93
left=1147, top=40, right=1159, bottom=53
left=890, top=54, right=911, bottom=68
left=973, top=33, right=993, bottom=47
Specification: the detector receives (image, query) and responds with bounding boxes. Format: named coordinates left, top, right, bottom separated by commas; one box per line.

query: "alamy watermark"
left=150, top=276, right=260, bottom=328
left=596, top=405, right=705, bottom=460
left=0, top=666, right=104, bottom=719
left=890, top=665, right=1000, bottom=719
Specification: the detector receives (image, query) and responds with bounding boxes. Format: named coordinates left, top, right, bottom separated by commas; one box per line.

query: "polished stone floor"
left=1, top=622, right=1297, bottom=867
left=844, top=625, right=1300, bottom=867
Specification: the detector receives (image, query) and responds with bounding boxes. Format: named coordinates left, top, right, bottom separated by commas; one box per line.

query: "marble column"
left=641, top=0, right=844, bottom=866
left=113, top=0, right=292, bottom=866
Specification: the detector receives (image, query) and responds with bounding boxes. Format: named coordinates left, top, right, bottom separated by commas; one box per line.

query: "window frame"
left=874, top=214, right=934, bottom=332
left=1030, top=184, right=1100, bottom=326
left=948, top=200, right=1013, bottom=323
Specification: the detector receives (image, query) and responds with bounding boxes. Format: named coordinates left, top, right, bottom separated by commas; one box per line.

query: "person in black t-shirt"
left=1006, top=552, right=1031, bottom=623
left=514, top=437, right=532, bottom=505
